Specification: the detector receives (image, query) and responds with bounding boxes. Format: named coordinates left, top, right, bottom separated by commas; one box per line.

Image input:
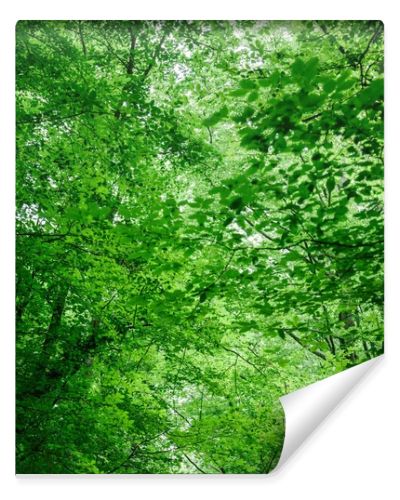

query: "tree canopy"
left=16, top=20, right=384, bottom=474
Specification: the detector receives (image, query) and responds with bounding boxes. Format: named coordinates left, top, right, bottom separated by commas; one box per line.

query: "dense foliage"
left=16, top=20, right=384, bottom=474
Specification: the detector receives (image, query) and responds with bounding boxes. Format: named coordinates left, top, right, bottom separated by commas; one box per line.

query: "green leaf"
left=326, top=176, right=335, bottom=194
left=203, top=106, right=229, bottom=127
left=247, top=91, right=259, bottom=102
left=229, top=196, right=244, bottom=212
left=239, top=79, right=257, bottom=90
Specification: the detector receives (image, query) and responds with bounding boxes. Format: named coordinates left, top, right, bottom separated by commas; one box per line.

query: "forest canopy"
left=16, top=20, right=384, bottom=474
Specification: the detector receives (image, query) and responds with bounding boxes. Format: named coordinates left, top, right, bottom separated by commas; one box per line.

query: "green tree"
left=16, top=20, right=383, bottom=474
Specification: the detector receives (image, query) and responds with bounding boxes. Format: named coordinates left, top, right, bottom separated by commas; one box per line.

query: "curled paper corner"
left=274, top=355, right=383, bottom=471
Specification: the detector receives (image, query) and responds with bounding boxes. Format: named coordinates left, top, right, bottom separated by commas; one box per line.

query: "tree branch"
left=78, top=21, right=87, bottom=57
left=126, top=23, right=137, bottom=75
left=283, top=329, right=326, bottom=360
left=182, top=453, right=207, bottom=474
left=142, top=29, right=169, bottom=80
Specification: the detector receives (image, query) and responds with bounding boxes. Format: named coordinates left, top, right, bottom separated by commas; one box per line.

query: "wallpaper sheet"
left=16, top=20, right=384, bottom=474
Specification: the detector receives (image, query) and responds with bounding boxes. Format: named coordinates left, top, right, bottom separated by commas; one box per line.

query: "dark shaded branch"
left=126, top=23, right=137, bottom=75
left=206, top=126, right=213, bottom=144
left=242, top=214, right=276, bottom=243
left=78, top=21, right=87, bottom=57
left=182, top=453, right=207, bottom=474
left=221, top=346, right=265, bottom=375
left=358, top=23, right=383, bottom=65
left=99, top=34, right=129, bottom=68
left=185, top=33, right=218, bottom=52
left=142, top=29, right=169, bottom=80
left=316, top=21, right=348, bottom=58
left=302, top=111, right=323, bottom=123
left=107, top=444, right=140, bottom=474
left=283, top=330, right=327, bottom=360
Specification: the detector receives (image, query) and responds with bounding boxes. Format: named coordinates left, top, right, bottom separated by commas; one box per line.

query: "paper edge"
left=273, top=354, right=383, bottom=472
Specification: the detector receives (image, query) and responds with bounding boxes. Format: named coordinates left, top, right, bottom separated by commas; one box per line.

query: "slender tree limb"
left=285, top=330, right=327, bottom=360
left=142, top=29, right=169, bottom=80
left=126, top=23, right=137, bottom=75
left=182, top=453, right=207, bottom=474
left=78, top=21, right=87, bottom=57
